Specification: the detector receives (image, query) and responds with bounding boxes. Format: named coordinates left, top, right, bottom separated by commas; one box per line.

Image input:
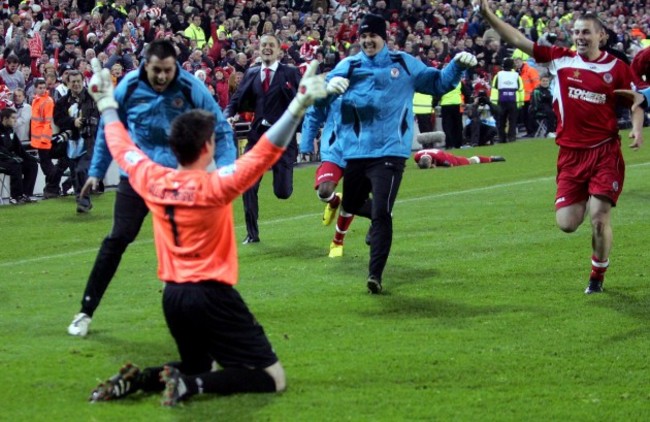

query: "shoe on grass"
left=328, top=242, right=343, bottom=258
left=322, top=192, right=341, bottom=226
left=160, top=366, right=187, bottom=407
left=367, top=275, right=382, bottom=294
left=89, top=363, right=141, bottom=402
left=68, top=312, right=92, bottom=336
left=584, top=279, right=604, bottom=294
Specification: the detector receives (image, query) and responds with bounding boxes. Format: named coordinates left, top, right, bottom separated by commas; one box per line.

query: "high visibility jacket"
left=439, top=83, right=463, bottom=106
left=518, top=63, right=540, bottom=102
left=490, top=70, right=524, bottom=106
left=512, top=48, right=530, bottom=62
left=30, top=93, right=54, bottom=150
left=413, top=92, right=434, bottom=114
left=184, top=23, right=212, bottom=48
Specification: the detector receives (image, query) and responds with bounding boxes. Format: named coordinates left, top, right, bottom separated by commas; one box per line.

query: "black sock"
left=189, top=368, right=276, bottom=396
left=136, top=366, right=166, bottom=392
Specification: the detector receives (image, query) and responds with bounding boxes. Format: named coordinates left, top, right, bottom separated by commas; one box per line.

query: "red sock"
left=478, top=156, right=491, bottom=163
left=590, top=255, right=609, bottom=281
left=328, top=194, right=340, bottom=209
left=332, top=211, right=354, bottom=245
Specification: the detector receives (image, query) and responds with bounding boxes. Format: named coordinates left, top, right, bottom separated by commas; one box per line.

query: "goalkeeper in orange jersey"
left=85, top=59, right=332, bottom=406
left=414, top=148, right=505, bottom=169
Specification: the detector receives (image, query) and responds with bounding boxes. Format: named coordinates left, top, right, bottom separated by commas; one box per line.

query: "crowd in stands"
left=1, top=0, right=649, bottom=203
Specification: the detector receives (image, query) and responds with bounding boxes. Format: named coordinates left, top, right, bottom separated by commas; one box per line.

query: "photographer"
left=465, top=91, right=499, bottom=146
left=53, top=70, right=99, bottom=213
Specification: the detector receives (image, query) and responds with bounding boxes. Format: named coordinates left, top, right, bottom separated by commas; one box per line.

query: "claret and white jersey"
left=533, top=44, right=636, bottom=149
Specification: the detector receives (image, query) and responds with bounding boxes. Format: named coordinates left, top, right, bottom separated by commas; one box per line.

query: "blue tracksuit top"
left=324, top=46, right=465, bottom=159
left=300, top=97, right=345, bottom=168
left=89, top=62, right=236, bottom=179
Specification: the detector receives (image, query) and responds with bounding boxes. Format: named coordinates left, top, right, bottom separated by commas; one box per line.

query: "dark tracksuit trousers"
left=79, top=178, right=149, bottom=316
left=341, top=157, right=406, bottom=281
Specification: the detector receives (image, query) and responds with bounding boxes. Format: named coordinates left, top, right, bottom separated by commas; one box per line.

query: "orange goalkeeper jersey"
left=104, top=121, right=284, bottom=285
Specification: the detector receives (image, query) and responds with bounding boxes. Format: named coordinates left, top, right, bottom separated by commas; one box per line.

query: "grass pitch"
left=2, top=132, right=650, bottom=421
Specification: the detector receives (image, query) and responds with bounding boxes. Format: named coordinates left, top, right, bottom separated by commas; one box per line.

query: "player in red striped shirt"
left=478, top=0, right=644, bottom=294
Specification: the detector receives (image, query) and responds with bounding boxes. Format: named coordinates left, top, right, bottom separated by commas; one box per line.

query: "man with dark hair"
left=31, top=78, right=66, bottom=198
left=224, top=33, right=303, bottom=244
left=67, top=39, right=236, bottom=337
left=321, top=13, right=477, bottom=293
left=490, top=57, right=524, bottom=143
left=0, top=108, right=38, bottom=204
left=54, top=70, right=100, bottom=213
left=478, top=0, right=644, bottom=294
left=85, top=59, right=327, bottom=406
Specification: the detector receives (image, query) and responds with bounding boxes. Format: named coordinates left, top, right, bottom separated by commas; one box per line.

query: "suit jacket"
left=225, top=62, right=302, bottom=144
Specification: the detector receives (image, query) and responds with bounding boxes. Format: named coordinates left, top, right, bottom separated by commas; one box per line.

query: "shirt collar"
left=261, top=61, right=279, bottom=73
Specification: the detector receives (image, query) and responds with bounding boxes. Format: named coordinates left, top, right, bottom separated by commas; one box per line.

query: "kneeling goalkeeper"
left=86, top=59, right=333, bottom=406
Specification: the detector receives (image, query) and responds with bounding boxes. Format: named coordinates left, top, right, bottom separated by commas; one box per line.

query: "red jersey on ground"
left=414, top=149, right=471, bottom=167
left=533, top=44, right=635, bottom=149
left=104, top=121, right=284, bottom=285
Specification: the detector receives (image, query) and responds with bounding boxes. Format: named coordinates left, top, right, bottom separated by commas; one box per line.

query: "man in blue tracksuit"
left=67, top=40, right=237, bottom=336
left=323, top=14, right=477, bottom=293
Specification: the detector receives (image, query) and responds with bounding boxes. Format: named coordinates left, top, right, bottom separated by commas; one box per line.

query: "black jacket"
left=224, top=62, right=301, bottom=143
left=53, top=88, right=99, bottom=150
left=0, top=123, right=33, bottom=163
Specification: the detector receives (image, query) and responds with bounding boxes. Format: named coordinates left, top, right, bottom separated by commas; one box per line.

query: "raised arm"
left=478, top=0, right=534, bottom=56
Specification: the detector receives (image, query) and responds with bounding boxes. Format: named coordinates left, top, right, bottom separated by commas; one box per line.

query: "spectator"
left=0, top=53, right=25, bottom=91
left=184, top=13, right=211, bottom=48
left=514, top=56, right=540, bottom=136
left=30, top=77, right=65, bottom=198
left=12, top=88, right=31, bottom=143
left=53, top=70, right=99, bottom=213
left=0, top=107, right=38, bottom=204
left=529, top=75, right=556, bottom=137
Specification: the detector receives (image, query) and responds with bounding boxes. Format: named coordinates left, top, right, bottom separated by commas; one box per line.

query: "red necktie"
left=262, top=68, right=271, bottom=93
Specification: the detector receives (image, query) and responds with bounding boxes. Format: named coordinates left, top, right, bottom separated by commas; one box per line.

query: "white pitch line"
left=3, top=162, right=649, bottom=268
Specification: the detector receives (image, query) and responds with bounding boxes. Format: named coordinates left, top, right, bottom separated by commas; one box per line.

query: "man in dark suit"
left=225, top=34, right=302, bottom=244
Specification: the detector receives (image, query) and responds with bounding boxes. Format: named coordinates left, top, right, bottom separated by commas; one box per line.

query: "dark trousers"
left=37, top=147, right=69, bottom=194
left=519, top=100, right=534, bottom=134
left=498, top=102, right=518, bottom=143
left=0, top=157, right=38, bottom=198
left=242, top=140, right=296, bottom=240
left=342, top=157, right=405, bottom=280
left=416, top=113, right=434, bottom=133
left=468, top=120, right=498, bottom=146
left=440, top=105, right=463, bottom=149
left=70, top=153, right=91, bottom=208
left=80, top=178, right=149, bottom=317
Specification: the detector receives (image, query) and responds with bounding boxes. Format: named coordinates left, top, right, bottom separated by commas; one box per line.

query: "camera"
left=477, top=91, right=489, bottom=106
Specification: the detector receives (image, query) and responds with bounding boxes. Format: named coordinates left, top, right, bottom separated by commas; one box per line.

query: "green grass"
left=2, top=131, right=650, bottom=421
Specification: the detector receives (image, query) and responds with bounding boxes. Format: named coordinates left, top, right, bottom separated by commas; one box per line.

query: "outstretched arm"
left=478, top=0, right=534, bottom=56
left=264, top=61, right=329, bottom=149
